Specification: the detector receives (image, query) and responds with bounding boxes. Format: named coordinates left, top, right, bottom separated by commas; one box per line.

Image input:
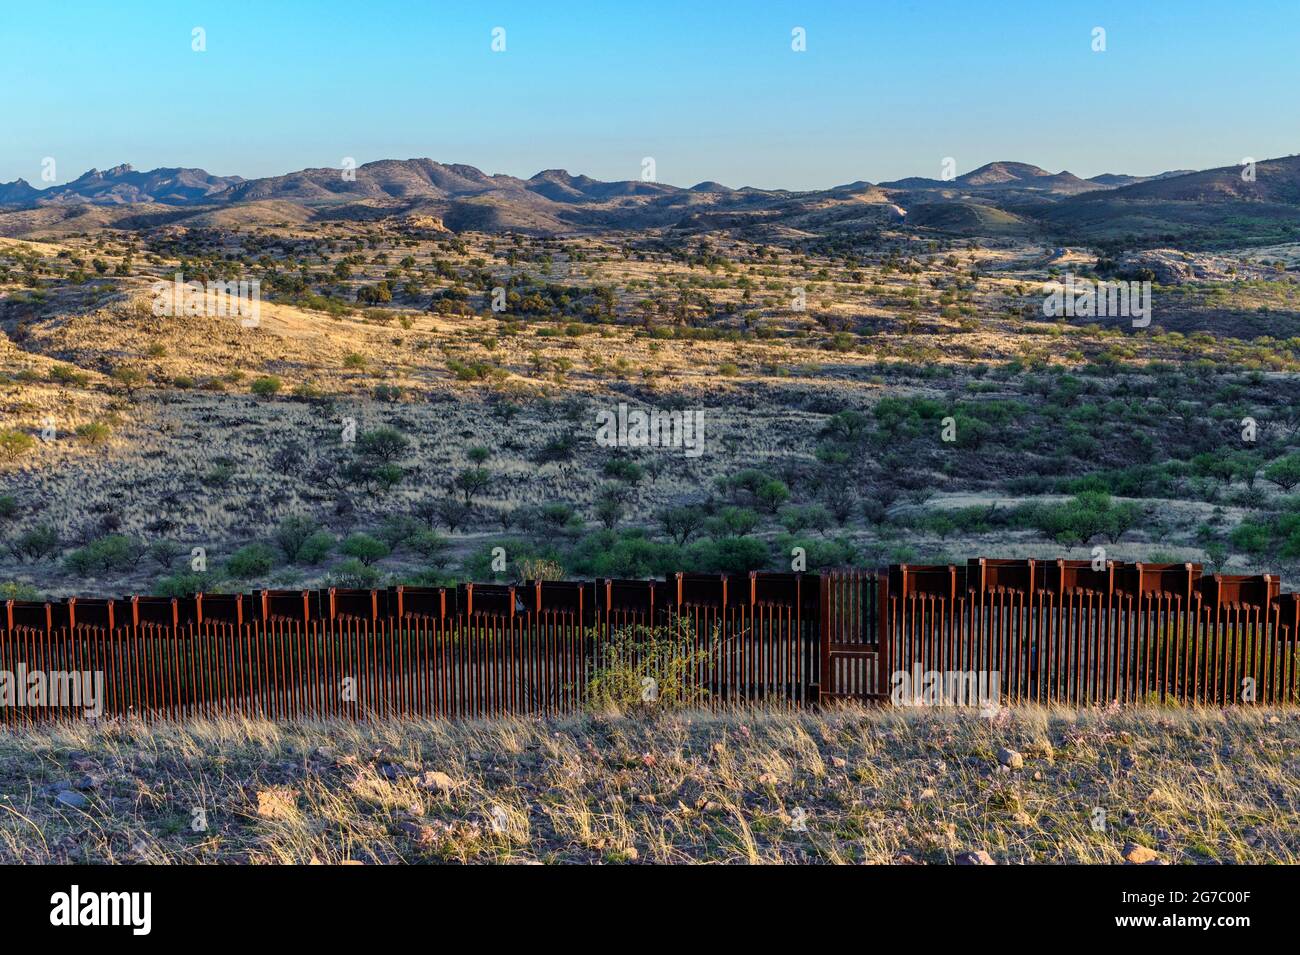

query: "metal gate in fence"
left=820, top=569, right=884, bottom=702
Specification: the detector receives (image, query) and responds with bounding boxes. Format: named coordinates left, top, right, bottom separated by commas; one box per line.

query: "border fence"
left=1, top=558, right=1297, bottom=722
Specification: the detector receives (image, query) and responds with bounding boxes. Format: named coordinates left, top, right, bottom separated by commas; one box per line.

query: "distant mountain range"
left=878, top=161, right=1199, bottom=195
left=0, top=158, right=1204, bottom=207
left=2, top=155, right=1299, bottom=244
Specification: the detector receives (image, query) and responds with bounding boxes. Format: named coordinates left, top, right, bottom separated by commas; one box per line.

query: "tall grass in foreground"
left=0, top=705, right=1295, bottom=864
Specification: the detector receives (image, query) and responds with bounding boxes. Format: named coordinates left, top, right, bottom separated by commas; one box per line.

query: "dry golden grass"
left=0, top=704, right=1295, bottom=864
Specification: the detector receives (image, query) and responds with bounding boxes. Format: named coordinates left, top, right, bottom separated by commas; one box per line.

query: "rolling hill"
left=2, top=154, right=1299, bottom=244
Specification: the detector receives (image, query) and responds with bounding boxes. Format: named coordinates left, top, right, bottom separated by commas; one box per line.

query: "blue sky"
left=1, top=0, right=1296, bottom=191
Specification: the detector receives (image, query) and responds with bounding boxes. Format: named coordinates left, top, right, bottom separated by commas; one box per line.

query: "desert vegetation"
left=1, top=704, right=1294, bottom=864
left=1, top=185, right=1300, bottom=600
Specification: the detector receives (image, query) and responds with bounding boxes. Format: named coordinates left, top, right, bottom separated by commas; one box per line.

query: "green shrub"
left=566, top=529, right=682, bottom=579
left=250, top=375, right=283, bottom=397
left=775, top=535, right=858, bottom=570
left=297, top=531, right=335, bottom=564
left=0, top=581, right=40, bottom=601
left=688, top=536, right=768, bottom=573
left=755, top=479, right=790, bottom=513
left=408, top=529, right=449, bottom=562
left=585, top=618, right=718, bottom=712
left=707, top=507, right=760, bottom=538
left=1263, top=454, right=1300, bottom=492
left=356, top=427, right=409, bottom=462
left=226, top=543, right=277, bottom=578
left=0, top=429, right=36, bottom=463
left=275, top=515, right=320, bottom=561
left=8, top=524, right=59, bottom=561
left=1016, top=492, right=1142, bottom=545
left=153, top=571, right=219, bottom=597
left=1230, top=521, right=1271, bottom=555
left=779, top=504, right=832, bottom=535
left=64, top=535, right=146, bottom=575
left=340, top=533, right=389, bottom=566
left=377, top=515, right=423, bottom=548
left=329, top=558, right=383, bottom=588
left=75, top=422, right=112, bottom=445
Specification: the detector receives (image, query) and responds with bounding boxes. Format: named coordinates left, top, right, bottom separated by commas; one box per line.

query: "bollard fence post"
left=877, top=568, right=891, bottom=702
left=817, top=572, right=831, bottom=705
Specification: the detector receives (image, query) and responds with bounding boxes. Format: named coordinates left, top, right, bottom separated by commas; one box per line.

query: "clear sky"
left=2, top=0, right=1296, bottom=191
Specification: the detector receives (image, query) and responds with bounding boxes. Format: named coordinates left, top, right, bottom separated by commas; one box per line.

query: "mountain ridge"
left=4, top=155, right=1300, bottom=242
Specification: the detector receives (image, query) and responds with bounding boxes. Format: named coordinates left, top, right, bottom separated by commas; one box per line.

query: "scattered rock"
left=996, top=747, right=1024, bottom=770
left=417, top=771, right=457, bottom=792
left=54, top=790, right=89, bottom=809
left=395, top=820, right=437, bottom=845
left=1122, top=842, right=1160, bottom=865
left=956, top=850, right=996, bottom=865
left=254, top=787, right=298, bottom=821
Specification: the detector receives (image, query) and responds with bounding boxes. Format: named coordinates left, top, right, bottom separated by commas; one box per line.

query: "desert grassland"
left=4, top=226, right=1300, bottom=598
left=0, top=704, right=1294, bottom=864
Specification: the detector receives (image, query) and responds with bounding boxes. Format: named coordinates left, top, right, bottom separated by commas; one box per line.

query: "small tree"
left=75, top=422, right=111, bottom=446
left=112, top=365, right=147, bottom=399
left=275, top=515, right=320, bottom=561
left=659, top=505, right=706, bottom=546
left=434, top=497, right=473, bottom=533
left=0, top=430, right=36, bottom=463
left=356, top=426, right=409, bottom=462
left=148, top=539, right=183, bottom=570
left=595, top=495, right=624, bottom=530
left=755, top=479, right=790, bottom=514
left=1263, top=454, right=1300, bottom=493
left=455, top=467, right=491, bottom=505
left=341, top=533, right=389, bottom=566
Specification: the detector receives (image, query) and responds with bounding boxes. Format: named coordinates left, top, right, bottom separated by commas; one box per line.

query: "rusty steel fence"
left=0, top=573, right=820, bottom=723
left=0, top=560, right=1297, bottom=722
left=883, top=560, right=1299, bottom=707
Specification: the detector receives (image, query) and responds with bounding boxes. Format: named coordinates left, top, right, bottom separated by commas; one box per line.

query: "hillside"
left=5, top=155, right=1299, bottom=242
